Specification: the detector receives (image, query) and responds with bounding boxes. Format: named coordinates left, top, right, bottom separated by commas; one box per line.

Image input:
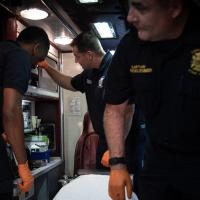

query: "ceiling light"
left=54, top=36, right=73, bottom=45
left=78, top=0, right=100, bottom=3
left=20, top=8, right=48, bottom=20
left=92, top=22, right=116, bottom=39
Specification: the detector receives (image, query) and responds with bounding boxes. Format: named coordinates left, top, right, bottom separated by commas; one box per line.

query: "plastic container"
left=31, top=149, right=51, bottom=162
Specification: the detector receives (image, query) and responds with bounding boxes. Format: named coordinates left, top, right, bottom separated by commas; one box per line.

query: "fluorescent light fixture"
left=92, top=22, right=116, bottom=38
left=20, top=8, right=48, bottom=20
left=78, top=0, right=99, bottom=3
left=54, top=36, right=73, bottom=45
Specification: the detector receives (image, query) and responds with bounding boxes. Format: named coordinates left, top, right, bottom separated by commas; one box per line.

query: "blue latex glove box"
left=31, top=150, right=51, bottom=162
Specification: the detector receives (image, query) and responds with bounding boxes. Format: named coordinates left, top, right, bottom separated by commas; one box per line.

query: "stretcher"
left=53, top=174, right=138, bottom=200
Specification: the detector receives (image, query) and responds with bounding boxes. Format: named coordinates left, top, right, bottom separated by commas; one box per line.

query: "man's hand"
left=37, top=60, right=49, bottom=69
left=109, top=168, right=132, bottom=200
left=101, top=150, right=110, bottom=167
left=18, top=161, right=34, bottom=193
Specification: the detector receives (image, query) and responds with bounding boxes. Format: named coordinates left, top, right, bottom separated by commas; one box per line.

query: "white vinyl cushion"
left=53, top=174, right=138, bottom=200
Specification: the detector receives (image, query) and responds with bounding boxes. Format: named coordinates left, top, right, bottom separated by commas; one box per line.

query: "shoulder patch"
left=189, top=49, right=200, bottom=75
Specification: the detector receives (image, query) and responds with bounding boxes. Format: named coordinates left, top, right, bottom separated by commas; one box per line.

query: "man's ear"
left=87, top=50, right=94, bottom=60
left=33, top=43, right=40, bottom=55
left=170, top=0, right=183, bottom=18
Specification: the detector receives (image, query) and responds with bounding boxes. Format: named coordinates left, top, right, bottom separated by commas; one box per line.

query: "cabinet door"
left=48, top=163, right=64, bottom=199
left=39, top=57, right=58, bottom=92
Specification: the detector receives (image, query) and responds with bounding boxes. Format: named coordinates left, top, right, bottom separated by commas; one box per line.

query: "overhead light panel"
left=54, top=36, right=73, bottom=45
left=77, top=0, right=100, bottom=3
left=92, top=22, right=116, bottom=39
left=20, top=8, right=48, bottom=20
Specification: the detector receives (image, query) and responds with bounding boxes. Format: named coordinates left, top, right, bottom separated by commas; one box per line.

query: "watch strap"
left=109, top=157, right=126, bottom=166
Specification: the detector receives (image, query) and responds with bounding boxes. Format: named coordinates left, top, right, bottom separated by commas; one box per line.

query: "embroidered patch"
left=130, top=65, right=152, bottom=73
left=189, top=49, right=200, bottom=75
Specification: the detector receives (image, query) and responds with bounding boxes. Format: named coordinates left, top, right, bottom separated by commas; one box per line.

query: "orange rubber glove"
left=18, top=161, right=34, bottom=193
left=37, top=60, right=49, bottom=69
left=101, top=150, right=110, bottom=167
left=109, top=168, right=132, bottom=200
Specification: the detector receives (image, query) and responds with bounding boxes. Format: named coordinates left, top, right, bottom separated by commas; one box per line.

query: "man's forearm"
left=124, top=104, right=135, bottom=138
left=3, top=107, right=27, bottom=164
left=104, top=101, right=128, bottom=158
left=3, top=88, right=27, bottom=164
left=45, top=66, right=76, bottom=91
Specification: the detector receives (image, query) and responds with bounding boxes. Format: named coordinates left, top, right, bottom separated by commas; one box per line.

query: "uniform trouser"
left=0, top=193, right=13, bottom=200
left=0, top=137, right=14, bottom=195
left=96, top=138, right=108, bottom=170
left=132, top=124, right=146, bottom=196
left=139, top=174, right=200, bottom=200
left=139, top=140, right=200, bottom=200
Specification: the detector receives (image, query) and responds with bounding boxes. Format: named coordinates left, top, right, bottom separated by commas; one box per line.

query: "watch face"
left=109, top=157, right=126, bottom=166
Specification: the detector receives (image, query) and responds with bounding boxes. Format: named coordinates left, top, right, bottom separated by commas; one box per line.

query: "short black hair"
left=159, top=0, right=197, bottom=8
left=17, top=26, right=50, bottom=52
left=70, top=31, right=104, bottom=55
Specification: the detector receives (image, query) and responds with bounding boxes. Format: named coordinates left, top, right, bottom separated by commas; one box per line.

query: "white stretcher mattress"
left=53, top=174, right=138, bottom=200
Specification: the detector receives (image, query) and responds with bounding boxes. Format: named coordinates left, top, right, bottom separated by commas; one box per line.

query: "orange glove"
left=37, top=60, right=49, bottom=69
left=101, top=150, right=110, bottom=167
left=18, top=161, right=34, bottom=193
left=2, top=132, right=9, bottom=143
left=109, top=168, right=132, bottom=200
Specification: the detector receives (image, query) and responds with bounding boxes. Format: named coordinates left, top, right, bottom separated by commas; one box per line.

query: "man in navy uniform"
left=104, top=0, right=200, bottom=199
left=0, top=26, right=49, bottom=199
left=38, top=32, right=115, bottom=169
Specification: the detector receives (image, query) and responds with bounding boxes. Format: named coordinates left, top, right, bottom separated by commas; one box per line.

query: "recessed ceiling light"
left=20, top=8, right=48, bottom=20
left=78, top=0, right=100, bottom=3
left=54, top=36, right=73, bottom=45
left=92, top=22, right=116, bottom=39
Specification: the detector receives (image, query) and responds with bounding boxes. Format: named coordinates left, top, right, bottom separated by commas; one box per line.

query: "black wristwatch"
left=109, top=157, right=126, bottom=166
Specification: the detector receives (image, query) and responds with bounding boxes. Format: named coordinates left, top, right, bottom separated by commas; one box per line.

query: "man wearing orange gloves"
left=104, top=0, right=200, bottom=200
left=38, top=32, right=114, bottom=170
left=0, top=26, right=50, bottom=199
left=38, top=32, right=136, bottom=172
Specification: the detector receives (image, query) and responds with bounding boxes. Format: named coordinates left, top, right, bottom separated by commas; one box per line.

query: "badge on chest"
left=98, top=76, right=105, bottom=88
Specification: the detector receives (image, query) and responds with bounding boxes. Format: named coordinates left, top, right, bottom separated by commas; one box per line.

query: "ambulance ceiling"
left=55, top=0, right=130, bottom=51
left=0, top=0, right=129, bottom=52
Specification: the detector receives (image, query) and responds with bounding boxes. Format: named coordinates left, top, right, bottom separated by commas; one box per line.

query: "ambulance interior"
left=0, top=0, right=132, bottom=199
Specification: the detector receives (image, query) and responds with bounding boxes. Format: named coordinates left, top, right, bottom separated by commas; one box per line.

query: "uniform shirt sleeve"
left=71, top=71, right=86, bottom=93
left=105, top=34, right=134, bottom=105
left=3, top=49, right=31, bottom=95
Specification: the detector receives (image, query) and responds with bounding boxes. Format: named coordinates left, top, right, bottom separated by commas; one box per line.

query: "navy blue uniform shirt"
left=71, top=51, right=112, bottom=165
left=105, top=10, right=200, bottom=153
left=0, top=41, right=31, bottom=193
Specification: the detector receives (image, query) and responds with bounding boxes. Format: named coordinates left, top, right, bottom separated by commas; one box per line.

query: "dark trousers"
left=132, top=124, right=146, bottom=196
left=139, top=175, right=200, bottom=200
left=96, top=139, right=108, bottom=170
left=0, top=193, right=13, bottom=200
left=139, top=140, right=200, bottom=200
left=0, top=137, right=14, bottom=196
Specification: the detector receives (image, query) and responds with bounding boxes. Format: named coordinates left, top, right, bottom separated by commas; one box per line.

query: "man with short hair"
left=104, top=0, right=200, bottom=199
left=0, top=26, right=50, bottom=199
left=39, top=32, right=136, bottom=171
left=39, top=31, right=114, bottom=169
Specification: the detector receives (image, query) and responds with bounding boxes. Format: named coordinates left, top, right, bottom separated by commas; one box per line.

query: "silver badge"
left=98, top=76, right=105, bottom=88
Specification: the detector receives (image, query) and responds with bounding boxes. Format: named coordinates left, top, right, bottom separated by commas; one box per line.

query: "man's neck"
left=93, top=52, right=106, bottom=69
